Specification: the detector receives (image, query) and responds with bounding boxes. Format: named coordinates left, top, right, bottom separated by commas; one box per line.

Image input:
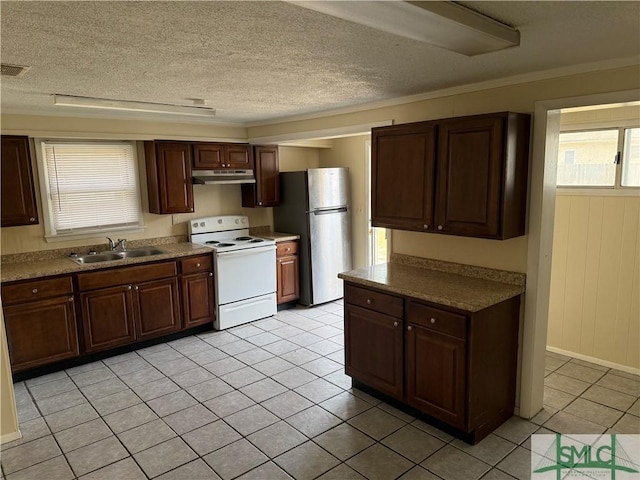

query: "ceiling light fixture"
left=52, top=95, right=216, bottom=117
left=286, top=1, right=520, bottom=56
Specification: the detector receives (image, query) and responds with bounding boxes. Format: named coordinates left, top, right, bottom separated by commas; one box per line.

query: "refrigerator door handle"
left=308, top=207, right=348, bottom=215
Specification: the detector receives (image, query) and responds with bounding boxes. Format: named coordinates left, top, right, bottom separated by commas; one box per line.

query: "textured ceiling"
left=1, top=1, right=639, bottom=125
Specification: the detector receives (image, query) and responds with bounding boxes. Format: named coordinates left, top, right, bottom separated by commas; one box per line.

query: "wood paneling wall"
left=547, top=194, right=640, bottom=369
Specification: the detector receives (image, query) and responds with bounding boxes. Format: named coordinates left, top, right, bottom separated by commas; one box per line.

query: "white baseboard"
left=1, top=429, right=22, bottom=445
left=546, top=346, right=640, bottom=376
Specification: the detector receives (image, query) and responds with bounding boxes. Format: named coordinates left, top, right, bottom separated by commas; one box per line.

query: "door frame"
left=519, top=89, right=639, bottom=418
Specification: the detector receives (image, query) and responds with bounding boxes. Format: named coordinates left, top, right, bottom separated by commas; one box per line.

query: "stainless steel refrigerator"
left=274, top=168, right=352, bottom=306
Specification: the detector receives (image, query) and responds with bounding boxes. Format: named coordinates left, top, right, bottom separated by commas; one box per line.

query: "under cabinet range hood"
left=192, top=170, right=256, bottom=185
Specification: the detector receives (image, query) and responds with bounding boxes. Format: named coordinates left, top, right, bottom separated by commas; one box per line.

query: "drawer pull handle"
left=366, top=299, right=372, bottom=304
left=393, top=321, right=399, bottom=327
left=32, top=288, right=38, bottom=294
left=407, top=325, right=413, bottom=331
left=430, top=317, right=436, bottom=324
left=196, top=263, right=201, bottom=267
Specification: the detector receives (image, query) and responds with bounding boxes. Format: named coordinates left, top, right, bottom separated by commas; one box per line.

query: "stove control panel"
left=189, top=215, right=249, bottom=234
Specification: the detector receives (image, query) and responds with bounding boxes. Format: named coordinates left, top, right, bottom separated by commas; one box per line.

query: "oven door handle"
left=216, top=245, right=276, bottom=258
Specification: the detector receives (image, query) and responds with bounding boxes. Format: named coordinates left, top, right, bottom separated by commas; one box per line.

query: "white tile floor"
left=1, top=301, right=639, bottom=480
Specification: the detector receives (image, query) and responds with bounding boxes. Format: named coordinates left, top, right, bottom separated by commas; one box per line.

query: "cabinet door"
left=242, top=146, right=279, bottom=208
left=153, top=142, right=194, bottom=214
left=134, top=277, right=181, bottom=340
left=372, top=123, right=436, bottom=232
left=1, top=136, right=39, bottom=227
left=406, top=324, right=466, bottom=429
left=182, top=272, right=214, bottom=328
left=81, top=286, right=136, bottom=353
left=277, top=255, right=299, bottom=304
left=344, top=304, right=403, bottom=399
left=4, top=296, right=78, bottom=372
left=225, top=144, right=253, bottom=169
left=436, top=116, right=504, bottom=238
left=193, top=143, right=224, bottom=169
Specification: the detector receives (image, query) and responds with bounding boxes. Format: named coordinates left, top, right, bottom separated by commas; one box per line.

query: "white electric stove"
left=189, top=215, right=276, bottom=330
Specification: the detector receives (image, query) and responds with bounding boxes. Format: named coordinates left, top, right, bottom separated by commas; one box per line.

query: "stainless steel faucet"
left=106, top=237, right=127, bottom=251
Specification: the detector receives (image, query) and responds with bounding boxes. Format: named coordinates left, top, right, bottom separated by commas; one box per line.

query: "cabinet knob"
left=127, top=285, right=132, bottom=290
left=437, top=225, right=443, bottom=231
left=393, top=321, right=399, bottom=327
left=196, top=263, right=201, bottom=267
left=190, top=208, right=194, bottom=212
left=68, top=296, right=74, bottom=302
left=134, top=285, right=139, bottom=290
left=430, top=317, right=436, bottom=324
left=209, top=272, right=213, bottom=277
left=286, top=248, right=291, bottom=252
left=32, top=288, right=38, bottom=294
left=29, top=217, right=36, bottom=222
left=423, top=224, right=429, bottom=229
left=407, top=325, right=413, bottom=331
left=366, top=298, right=372, bottom=304
left=258, top=202, right=263, bottom=206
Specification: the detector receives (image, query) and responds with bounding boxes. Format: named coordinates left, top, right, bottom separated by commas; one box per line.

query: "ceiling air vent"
left=1, top=64, right=30, bottom=77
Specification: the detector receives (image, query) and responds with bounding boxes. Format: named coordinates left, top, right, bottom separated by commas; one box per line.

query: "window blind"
left=42, top=141, right=142, bottom=235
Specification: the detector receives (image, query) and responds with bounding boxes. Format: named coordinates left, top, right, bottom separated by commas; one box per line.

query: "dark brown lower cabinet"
left=276, top=241, right=299, bottom=304
left=4, top=295, right=79, bottom=371
left=345, top=304, right=403, bottom=399
left=344, top=280, right=521, bottom=444
left=81, top=286, right=136, bottom=353
left=134, top=278, right=181, bottom=340
left=406, top=324, right=466, bottom=429
left=181, top=272, right=214, bottom=328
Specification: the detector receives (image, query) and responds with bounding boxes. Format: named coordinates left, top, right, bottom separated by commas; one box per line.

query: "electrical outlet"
left=172, top=214, right=180, bottom=225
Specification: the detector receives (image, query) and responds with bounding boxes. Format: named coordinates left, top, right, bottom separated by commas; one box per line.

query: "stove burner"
left=205, top=240, right=219, bottom=244
left=235, top=236, right=252, bottom=241
left=249, top=238, right=264, bottom=243
left=216, top=243, right=235, bottom=247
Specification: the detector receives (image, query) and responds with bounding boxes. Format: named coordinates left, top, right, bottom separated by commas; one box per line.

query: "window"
left=38, top=141, right=143, bottom=238
left=557, top=128, right=639, bottom=188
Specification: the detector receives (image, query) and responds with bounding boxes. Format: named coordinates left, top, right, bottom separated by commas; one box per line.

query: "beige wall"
left=0, top=305, right=19, bottom=443
left=249, top=65, right=640, bottom=273
left=547, top=194, right=639, bottom=369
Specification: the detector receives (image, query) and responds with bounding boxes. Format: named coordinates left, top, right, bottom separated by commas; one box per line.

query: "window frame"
left=556, top=126, right=640, bottom=194
left=35, top=138, right=145, bottom=242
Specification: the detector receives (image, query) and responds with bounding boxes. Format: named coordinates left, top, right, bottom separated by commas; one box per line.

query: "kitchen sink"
left=70, top=247, right=165, bottom=264
left=117, top=247, right=165, bottom=258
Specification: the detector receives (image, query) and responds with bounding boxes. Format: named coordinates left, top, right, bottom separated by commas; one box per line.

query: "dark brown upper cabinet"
left=145, top=141, right=194, bottom=214
left=372, top=112, right=530, bottom=240
left=241, top=145, right=280, bottom=208
left=1, top=135, right=39, bottom=227
left=192, top=143, right=253, bottom=170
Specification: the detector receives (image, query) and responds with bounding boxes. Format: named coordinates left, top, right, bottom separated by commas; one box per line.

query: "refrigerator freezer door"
left=308, top=208, right=352, bottom=305
left=307, top=168, right=349, bottom=210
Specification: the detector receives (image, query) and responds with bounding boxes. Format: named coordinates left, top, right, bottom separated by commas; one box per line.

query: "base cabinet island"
left=339, top=254, right=525, bottom=444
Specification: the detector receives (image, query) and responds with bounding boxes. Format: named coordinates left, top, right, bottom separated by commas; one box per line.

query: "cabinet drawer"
left=2, top=276, right=73, bottom=305
left=181, top=255, right=213, bottom=274
left=77, top=262, right=178, bottom=291
left=276, top=241, right=298, bottom=257
left=407, top=301, right=466, bottom=340
left=345, top=283, right=403, bottom=318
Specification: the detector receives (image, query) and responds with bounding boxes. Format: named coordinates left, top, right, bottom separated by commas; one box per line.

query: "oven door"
left=215, top=245, right=277, bottom=305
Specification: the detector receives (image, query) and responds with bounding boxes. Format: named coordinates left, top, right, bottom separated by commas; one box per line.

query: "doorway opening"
left=365, top=140, right=389, bottom=266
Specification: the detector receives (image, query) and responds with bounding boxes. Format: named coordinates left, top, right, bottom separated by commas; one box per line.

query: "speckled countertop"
left=1, top=242, right=213, bottom=283
left=338, top=254, right=525, bottom=312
